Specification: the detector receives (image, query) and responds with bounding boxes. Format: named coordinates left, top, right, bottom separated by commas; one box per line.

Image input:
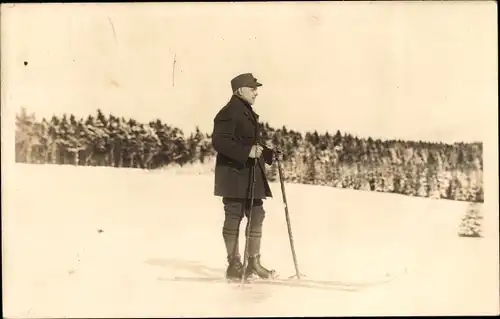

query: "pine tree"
left=60, top=114, right=69, bottom=127
left=69, top=114, right=78, bottom=126
left=304, top=154, right=317, bottom=184
left=458, top=202, right=483, bottom=237
left=360, top=173, right=371, bottom=191
left=438, top=170, right=451, bottom=199
left=426, top=168, right=441, bottom=199
left=323, top=160, right=334, bottom=187
left=332, top=164, right=343, bottom=188
left=372, top=170, right=383, bottom=192
left=474, top=170, right=484, bottom=202
left=402, top=166, right=416, bottom=196
left=332, top=130, right=342, bottom=147
left=455, top=171, right=469, bottom=201
left=383, top=172, right=394, bottom=193
left=283, top=154, right=297, bottom=183
left=446, top=172, right=462, bottom=200
left=466, top=170, right=480, bottom=202
left=96, top=109, right=108, bottom=126
left=416, top=166, right=428, bottom=198
left=393, top=170, right=402, bottom=194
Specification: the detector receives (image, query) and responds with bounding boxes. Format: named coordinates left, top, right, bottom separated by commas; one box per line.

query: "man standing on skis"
left=211, top=73, right=280, bottom=281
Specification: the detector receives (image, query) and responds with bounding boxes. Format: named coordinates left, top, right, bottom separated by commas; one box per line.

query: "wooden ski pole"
left=240, top=158, right=258, bottom=288
left=276, top=156, right=302, bottom=280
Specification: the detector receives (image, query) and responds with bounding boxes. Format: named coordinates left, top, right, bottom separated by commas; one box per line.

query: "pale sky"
left=1, top=2, right=497, bottom=143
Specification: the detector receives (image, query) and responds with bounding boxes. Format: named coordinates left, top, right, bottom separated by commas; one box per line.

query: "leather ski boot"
left=225, top=255, right=244, bottom=280
left=244, top=254, right=277, bottom=279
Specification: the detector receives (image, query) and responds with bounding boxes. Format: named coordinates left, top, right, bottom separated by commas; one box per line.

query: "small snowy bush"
left=458, top=202, right=483, bottom=238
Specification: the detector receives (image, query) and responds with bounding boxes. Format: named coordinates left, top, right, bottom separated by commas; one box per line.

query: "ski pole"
left=240, top=158, right=258, bottom=288
left=276, top=156, right=302, bottom=280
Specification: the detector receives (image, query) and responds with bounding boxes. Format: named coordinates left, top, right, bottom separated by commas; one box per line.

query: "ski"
left=159, top=275, right=365, bottom=292
left=158, top=276, right=259, bottom=290
left=273, top=273, right=399, bottom=288
left=159, top=270, right=398, bottom=290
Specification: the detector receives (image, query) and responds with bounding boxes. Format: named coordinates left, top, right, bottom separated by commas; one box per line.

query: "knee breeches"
left=222, top=197, right=266, bottom=258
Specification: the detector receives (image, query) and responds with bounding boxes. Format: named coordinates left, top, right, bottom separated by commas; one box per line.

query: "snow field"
left=2, top=163, right=498, bottom=317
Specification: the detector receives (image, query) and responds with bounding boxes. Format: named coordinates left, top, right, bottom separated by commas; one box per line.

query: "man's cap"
left=231, top=73, right=262, bottom=91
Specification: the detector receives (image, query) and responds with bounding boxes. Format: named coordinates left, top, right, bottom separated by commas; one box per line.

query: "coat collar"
left=231, top=94, right=260, bottom=122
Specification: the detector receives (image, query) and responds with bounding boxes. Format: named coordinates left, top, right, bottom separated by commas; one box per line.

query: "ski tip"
left=287, top=273, right=307, bottom=280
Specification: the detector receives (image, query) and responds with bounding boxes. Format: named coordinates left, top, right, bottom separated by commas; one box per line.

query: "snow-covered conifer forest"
left=15, top=107, right=483, bottom=204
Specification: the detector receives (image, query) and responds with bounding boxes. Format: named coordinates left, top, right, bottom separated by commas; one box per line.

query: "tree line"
left=15, top=108, right=483, bottom=203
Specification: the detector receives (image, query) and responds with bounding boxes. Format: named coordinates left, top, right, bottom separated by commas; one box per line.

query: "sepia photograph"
left=1, top=1, right=499, bottom=317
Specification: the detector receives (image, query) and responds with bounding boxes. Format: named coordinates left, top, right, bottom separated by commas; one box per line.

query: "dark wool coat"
left=211, top=95, right=274, bottom=199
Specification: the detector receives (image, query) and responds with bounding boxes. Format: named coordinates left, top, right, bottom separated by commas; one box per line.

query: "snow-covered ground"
left=2, top=162, right=499, bottom=317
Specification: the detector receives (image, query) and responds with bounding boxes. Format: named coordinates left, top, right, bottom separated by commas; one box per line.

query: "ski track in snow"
left=2, top=163, right=499, bottom=317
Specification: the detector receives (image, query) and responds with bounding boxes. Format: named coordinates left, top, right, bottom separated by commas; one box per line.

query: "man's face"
left=238, top=87, right=259, bottom=105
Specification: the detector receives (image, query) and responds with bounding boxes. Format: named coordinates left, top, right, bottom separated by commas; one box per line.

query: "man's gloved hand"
left=259, top=143, right=283, bottom=163
left=249, top=144, right=264, bottom=158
